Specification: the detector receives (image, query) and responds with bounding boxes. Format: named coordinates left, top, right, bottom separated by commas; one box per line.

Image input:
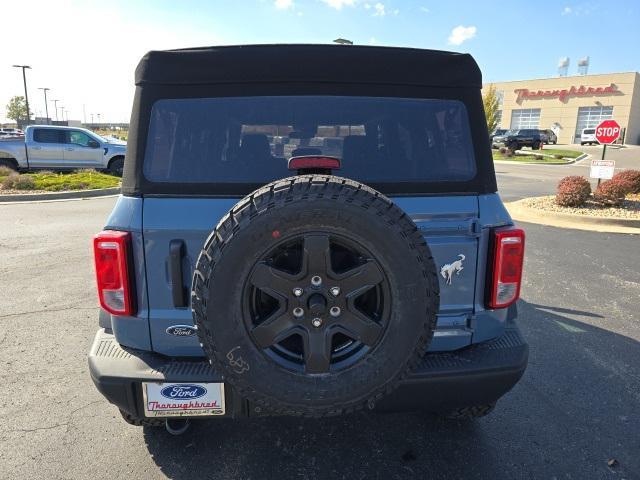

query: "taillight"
left=288, top=156, right=341, bottom=171
left=93, top=230, right=136, bottom=316
left=487, top=227, right=525, bottom=309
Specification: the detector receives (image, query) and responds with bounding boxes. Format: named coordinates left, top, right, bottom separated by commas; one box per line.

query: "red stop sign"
left=595, top=120, right=621, bottom=145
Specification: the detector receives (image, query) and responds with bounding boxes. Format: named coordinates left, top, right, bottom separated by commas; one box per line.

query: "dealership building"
left=485, top=71, right=640, bottom=145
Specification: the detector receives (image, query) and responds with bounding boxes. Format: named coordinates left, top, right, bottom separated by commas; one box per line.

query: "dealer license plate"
left=143, top=382, right=225, bottom=417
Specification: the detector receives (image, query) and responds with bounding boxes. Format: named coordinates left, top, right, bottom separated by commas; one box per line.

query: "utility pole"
left=52, top=99, right=60, bottom=121
left=12, top=65, right=32, bottom=124
left=38, top=87, right=50, bottom=123
left=83, top=104, right=86, bottom=124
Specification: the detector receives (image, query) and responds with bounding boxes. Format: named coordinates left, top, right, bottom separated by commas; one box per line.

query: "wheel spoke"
left=302, top=235, right=331, bottom=276
left=338, top=260, right=384, bottom=297
left=251, top=311, right=296, bottom=348
left=338, top=310, right=383, bottom=346
left=303, top=330, right=332, bottom=373
left=250, top=262, right=296, bottom=298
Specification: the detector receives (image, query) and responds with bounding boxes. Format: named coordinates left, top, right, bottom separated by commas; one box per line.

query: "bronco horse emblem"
left=440, top=254, right=465, bottom=285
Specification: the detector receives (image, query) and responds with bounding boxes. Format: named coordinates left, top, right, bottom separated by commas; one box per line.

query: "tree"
left=482, top=85, right=500, bottom=134
left=5, top=96, right=30, bottom=122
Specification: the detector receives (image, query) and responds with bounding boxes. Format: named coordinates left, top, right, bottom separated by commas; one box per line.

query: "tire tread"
left=191, top=175, right=439, bottom=418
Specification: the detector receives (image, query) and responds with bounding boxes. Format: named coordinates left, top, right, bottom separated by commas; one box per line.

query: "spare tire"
left=192, top=175, right=439, bottom=417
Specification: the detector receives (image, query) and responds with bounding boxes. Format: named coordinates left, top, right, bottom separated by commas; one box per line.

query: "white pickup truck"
left=0, top=125, right=127, bottom=176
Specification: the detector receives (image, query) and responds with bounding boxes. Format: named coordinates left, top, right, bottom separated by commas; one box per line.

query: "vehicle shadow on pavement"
left=142, top=299, right=640, bottom=480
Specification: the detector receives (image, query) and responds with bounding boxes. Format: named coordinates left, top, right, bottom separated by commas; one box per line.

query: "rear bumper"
left=88, top=323, right=528, bottom=418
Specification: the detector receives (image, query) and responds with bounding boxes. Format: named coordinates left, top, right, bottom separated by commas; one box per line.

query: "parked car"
left=493, top=129, right=545, bottom=150
left=0, top=127, right=23, bottom=135
left=541, top=129, right=557, bottom=145
left=88, top=45, right=528, bottom=434
left=581, top=128, right=597, bottom=145
left=490, top=128, right=507, bottom=148
left=0, top=125, right=126, bottom=175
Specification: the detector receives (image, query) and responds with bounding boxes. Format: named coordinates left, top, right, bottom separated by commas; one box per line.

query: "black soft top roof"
left=135, top=44, right=482, bottom=88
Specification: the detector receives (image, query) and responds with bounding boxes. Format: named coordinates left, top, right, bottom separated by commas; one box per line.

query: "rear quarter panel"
left=0, top=140, right=27, bottom=165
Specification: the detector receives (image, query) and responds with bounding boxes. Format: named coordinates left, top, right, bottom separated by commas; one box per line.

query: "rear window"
left=33, top=129, right=63, bottom=144
left=583, top=129, right=595, bottom=134
left=143, top=96, right=476, bottom=185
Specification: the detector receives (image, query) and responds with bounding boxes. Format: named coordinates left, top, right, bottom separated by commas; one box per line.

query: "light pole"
left=38, top=87, right=50, bottom=123
left=52, top=99, right=60, bottom=122
left=12, top=65, right=32, bottom=124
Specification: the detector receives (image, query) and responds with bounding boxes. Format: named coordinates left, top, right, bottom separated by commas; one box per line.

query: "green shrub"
left=553, top=154, right=564, bottom=159
left=593, top=179, right=627, bottom=207
left=612, top=170, right=640, bottom=194
left=555, top=176, right=591, bottom=207
left=534, top=154, right=544, bottom=160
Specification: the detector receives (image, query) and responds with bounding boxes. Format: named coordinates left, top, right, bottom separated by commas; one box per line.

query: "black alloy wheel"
left=244, top=232, right=390, bottom=374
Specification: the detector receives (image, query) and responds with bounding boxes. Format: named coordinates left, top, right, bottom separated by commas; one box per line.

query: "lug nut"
left=311, top=275, right=322, bottom=287
left=330, top=306, right=341, bottom=317
left=312, top=318, right=323, bottom=328
left=330, top=286, right=340, bottom=296
left=293, top=287, right=304, bottom=297
left=293, top=307, right=304, bottom=318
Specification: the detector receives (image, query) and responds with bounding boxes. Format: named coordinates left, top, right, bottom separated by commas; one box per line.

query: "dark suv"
left=88, top=45, right=528, bottom=434
left=493, top=129, right=545, bottom=150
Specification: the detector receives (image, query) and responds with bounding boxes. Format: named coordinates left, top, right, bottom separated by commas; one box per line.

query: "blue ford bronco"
left=88, top=45, right=527, bottom=434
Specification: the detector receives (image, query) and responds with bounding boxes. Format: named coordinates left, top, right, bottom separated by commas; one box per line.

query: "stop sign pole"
left=595, top=120, right=621, bottom=186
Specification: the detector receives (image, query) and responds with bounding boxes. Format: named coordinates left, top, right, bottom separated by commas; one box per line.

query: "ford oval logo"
left=160, top=384, right=207, bottom=400
left=166, top=325, right=197, bottom=337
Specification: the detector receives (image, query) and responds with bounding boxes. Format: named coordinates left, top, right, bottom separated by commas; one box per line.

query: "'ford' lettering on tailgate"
left=166, top=325, right=197, bottom=336
left=160, top=384, right=207, bottom=399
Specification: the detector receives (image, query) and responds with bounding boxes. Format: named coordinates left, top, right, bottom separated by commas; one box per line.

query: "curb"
left=494, top=158, right=575, bottom=165
left=0, top=187, right=120, bottom=203
left=505, top=198, right=640, bottom=235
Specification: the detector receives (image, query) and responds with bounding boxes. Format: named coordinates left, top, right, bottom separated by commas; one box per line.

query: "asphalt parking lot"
left=1, top=190, right=639, bottom=479
left=497, top=144, right=639, bottom=201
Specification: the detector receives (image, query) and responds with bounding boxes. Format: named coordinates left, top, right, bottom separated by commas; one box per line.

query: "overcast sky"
left=1, top=0, right=639, bottom=123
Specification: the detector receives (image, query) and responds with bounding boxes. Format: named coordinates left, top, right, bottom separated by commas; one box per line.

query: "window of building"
left=495, top=91, right=504, bottom=127
left=510, top=108, right=540, bottom=129
left=575, top=106, right=613, bottom=140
